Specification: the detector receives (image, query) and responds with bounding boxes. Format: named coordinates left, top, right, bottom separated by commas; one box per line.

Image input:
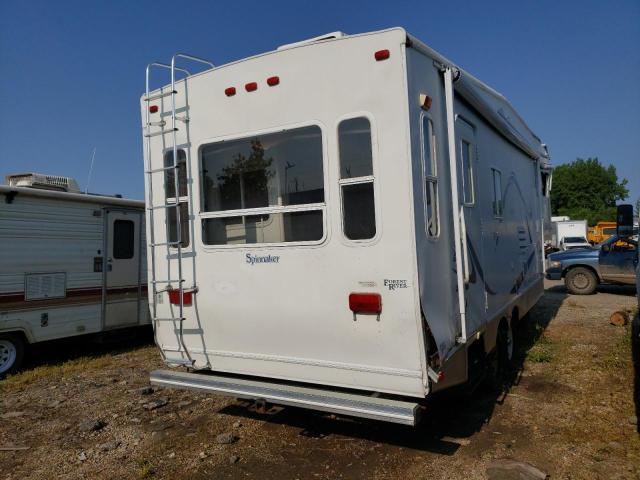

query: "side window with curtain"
left=421, top=116, right=439, bottom=237
left=338, top=117, right=376, bottom=240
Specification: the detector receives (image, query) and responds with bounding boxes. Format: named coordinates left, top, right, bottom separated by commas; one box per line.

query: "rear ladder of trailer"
left=143, top=54, right=214, bottom=367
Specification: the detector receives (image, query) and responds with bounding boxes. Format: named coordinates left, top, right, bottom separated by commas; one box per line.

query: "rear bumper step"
left=150, top=369, right=421, bottom=426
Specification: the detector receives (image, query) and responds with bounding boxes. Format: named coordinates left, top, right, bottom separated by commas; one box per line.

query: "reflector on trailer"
left=225, top=87, right=236, bottom=97
left=374, top=49, right=390, bottom=61
left=267, top=76, right=280, bottom=86
left=149, top=105, right=159, bottom=113
left=168, top=289, right=193, bottom=306
left=349, top=293, right=382, bottom=314
left=245, top=82, right=258, bottom=92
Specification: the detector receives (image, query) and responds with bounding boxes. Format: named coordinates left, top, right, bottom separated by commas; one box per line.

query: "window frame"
left=420, top=113, right=440, bottom=239
left=336, top=114, right=379, bottom=243
left=163, top=147, right=191, bottom=250
left=491, top=167, right=503, bottom=218
left=197, top=121, right=328, bottom=249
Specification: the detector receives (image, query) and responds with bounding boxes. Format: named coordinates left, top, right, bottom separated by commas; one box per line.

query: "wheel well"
left=562, top=264, right=600, bottom=282
left=0, top=330, right=29, bottom=346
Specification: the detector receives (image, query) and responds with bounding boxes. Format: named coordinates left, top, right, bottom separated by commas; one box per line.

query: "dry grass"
left=1, top=354, right=115, bottom=391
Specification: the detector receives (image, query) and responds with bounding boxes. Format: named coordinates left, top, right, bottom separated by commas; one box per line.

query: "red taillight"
left=149, top=105, right=159, bottom=113
left=266, top=76, right=280, bottom=86
left=224, top=87, right=236, bottom=97
left=245, top=82, right=258, bottom=92
left=349, top=293, right=382, bottom=314
left=374, top=49, right=390, bottom=61
left=168, top=289, right=192, bottom=306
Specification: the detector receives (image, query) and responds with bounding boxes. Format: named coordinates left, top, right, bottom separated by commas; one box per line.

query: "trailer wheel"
left=565, top=267, right=598, bottom=295
left=487, top=320, right=514, bottom=389
left=0, top=334, right=25, bottom=377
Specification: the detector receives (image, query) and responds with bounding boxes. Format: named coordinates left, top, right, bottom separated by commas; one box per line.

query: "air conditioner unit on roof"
left=5, top=173, right=81, bottom=193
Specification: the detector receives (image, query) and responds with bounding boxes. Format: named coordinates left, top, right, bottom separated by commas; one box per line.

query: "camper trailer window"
left=164, top=149, right=188, bottom=198
left=202, top=210, right=323, bottom=245
left=113, top=220, right=135, bottom=259
left=167, top=202, right=190, bottom=248
left=492, top=168, right=503, bottom=217
left=200, top=125, right=324, bottom=212
left=338, top=117, right=376, bottom=240
left=421, top=116, right=439, bottom=237
left=460, top=140, right=475, bottom=205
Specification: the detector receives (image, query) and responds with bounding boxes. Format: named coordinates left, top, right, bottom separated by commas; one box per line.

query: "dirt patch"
left=1, top=280, right=639, bottom=479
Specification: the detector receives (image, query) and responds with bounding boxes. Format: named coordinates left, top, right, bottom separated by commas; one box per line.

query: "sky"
left=0, top=0, right=638, bottom=202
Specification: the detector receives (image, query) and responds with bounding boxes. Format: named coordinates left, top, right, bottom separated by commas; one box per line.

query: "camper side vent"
left=5, top=173, right=81, bottom=193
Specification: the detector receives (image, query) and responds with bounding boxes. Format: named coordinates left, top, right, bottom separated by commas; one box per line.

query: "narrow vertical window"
left=338, top=117, right=376, bottom=240
left=422, top=116, right=439, bottom=237
left=492, top=168, right=503, bottom=217
left=164, top=149, right=190, bottom=248
left=460, top=140, right=475, bottom=205
left=113, top=220, right=135, bottom=259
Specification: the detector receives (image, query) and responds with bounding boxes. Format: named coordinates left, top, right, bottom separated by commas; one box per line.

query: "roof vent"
left=5, top=173, right=81, bottom=193
left=277, top=31, right=347, bottom=50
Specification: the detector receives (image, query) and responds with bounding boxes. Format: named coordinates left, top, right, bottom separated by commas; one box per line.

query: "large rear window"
left=200, top=125, right=325, bottom=245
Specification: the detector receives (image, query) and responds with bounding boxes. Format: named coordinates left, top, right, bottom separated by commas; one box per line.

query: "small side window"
left=492, top=168, right=503, bottom=217
left=421, top=116, right=439, bottom=237
left=167, top=202, right=190, bottom=248
left=113, top=220, right=135, bottom=259
left=460, top=140, right=475, bottom=205
left=338, top=117, right=376, bottom=240
left=164, top=149, right=187, bottom=198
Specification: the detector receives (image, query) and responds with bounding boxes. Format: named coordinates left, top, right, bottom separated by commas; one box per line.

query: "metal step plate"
left=150, top=369, right=421, bottom=426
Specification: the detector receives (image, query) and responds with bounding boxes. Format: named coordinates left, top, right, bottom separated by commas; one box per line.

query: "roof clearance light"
left=349, top=293, right=382, bottom=315
left=168, top=289, right=193, bottom=306
left=374, top=49, right=390, bottom=61
left=225, top=87, right=236, bottom=97
left=266, top=76, right=280, bottom=86
left=245, top=82, right=258, bottom=92
left=149, top=105, right=159, bottom=113
left=419, top=93, right=432, bottom=111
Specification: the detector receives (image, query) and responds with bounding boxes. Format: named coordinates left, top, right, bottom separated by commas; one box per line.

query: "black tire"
left=0, top=334, right=25, bottom=378
left=564, top=267, right=598, bottom=295
left=487, top=320, right=514, bottom=390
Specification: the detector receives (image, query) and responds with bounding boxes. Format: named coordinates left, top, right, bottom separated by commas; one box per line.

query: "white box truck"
left=141, top=28, right=551, bottom=425
left=553, top=220, right=589, bottom=250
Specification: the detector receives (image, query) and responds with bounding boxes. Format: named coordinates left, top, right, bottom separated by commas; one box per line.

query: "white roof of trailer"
left=0, top=185, right=144, bottom=208
left=147, top=27, right=549, bottom=165
left=404, top=32, right=550, bottom=164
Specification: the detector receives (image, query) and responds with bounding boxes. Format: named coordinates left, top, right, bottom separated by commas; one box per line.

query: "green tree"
left=551, top=157, right=628, bottom=226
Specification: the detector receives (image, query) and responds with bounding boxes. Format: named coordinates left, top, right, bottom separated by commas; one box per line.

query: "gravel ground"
left=1, top=279, right=639, bottom=479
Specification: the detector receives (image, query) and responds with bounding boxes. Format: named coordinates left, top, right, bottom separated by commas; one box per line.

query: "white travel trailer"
left=0, top=173, right=150, bottom=375
left=142, top=28, right=551, bottom=425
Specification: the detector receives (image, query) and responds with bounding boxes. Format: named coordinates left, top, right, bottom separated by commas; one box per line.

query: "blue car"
left=546, top=235, right=638, bottom=295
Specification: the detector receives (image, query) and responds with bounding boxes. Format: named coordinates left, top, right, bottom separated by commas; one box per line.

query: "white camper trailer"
left=0, top=173, right=150, bottom=375
left=142, top=28, right=551, bottom=425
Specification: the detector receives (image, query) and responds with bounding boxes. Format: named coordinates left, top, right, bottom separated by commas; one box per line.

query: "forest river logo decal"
left=246, top=253, right=280, bottom=265
left=384, top=279, right=408, bottom=291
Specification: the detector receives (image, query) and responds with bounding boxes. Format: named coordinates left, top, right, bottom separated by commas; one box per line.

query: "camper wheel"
left=489, top=320, right=514, bottom=388
left=0, top=334, right=24, bottom=377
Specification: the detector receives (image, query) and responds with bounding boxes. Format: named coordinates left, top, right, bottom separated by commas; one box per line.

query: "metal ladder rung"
left=145, top=165, right=177, bottom=174
left=148, top=203, right=179, bottom=210
left=164, top=357, right=195, bottom=367
left=147, top=120, right=166, bottom=127
left=154, top=317, right=186, bottom=322
left=150, top=241, right=181, bottom=247
left=144, top=127, right=178, bottom=138
left=153, top=279, right=185, bottom=284
left=144, top=90, right=177, bottom=102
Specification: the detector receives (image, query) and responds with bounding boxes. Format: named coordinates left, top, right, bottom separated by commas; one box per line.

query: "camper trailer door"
left=104, top=210, right=142, bottom=328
